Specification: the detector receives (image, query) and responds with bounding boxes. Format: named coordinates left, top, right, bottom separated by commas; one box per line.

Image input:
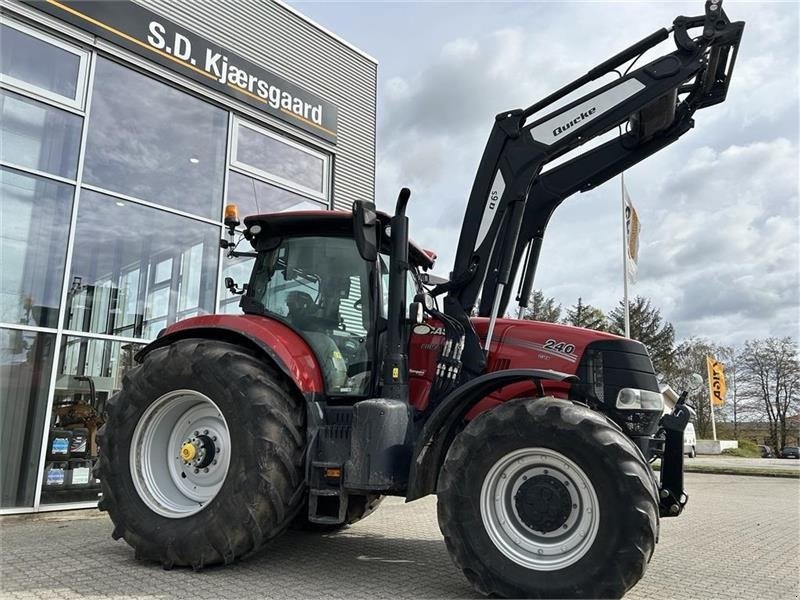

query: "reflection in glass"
left=235, top=123, right=325, bottom=193
left=1, top=90, right=83, bottom=179
left=227, top=170, right=325, bottom=220
left=0, top=168, right=73, bottom=328
left=0, top=23, right=82, bottom=101
left=64, top=190, right=220, bottom=339
left=83, top=58, right=227, bottom=219
left=0, top=328, right=55, bottom=508
left=40, top=335, right=143, bottom=505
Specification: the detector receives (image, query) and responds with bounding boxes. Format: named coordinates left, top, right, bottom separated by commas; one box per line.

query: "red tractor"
left=98, top=3, right=743, bottom=597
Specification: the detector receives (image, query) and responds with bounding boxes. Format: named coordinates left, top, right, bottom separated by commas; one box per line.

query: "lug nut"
left=216, top=447, right=220, bottom=453
left=204, top=468, right=209, bottom=473
left=212, top=436, right=217, bottom=442
left=194, top=468, right=199, bottom=474
left=193, top=431, right=199, bottom=436
left=212, top=460, right=217, bottom=465
left=203, top=429, right=209, bottom=435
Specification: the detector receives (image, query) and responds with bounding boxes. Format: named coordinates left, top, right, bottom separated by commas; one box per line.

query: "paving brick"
left=1, top=473, right=797, bottom=599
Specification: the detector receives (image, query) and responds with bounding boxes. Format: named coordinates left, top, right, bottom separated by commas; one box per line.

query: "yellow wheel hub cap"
left=180, top=443, right=196, bottom=462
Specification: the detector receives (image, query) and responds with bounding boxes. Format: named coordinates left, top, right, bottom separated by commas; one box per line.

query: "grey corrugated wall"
left=136, top=0, right=376, bottom=211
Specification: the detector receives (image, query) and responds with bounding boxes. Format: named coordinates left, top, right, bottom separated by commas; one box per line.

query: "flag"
left=706, top=355, right=727, bottom=407
left=623, top=184, right=641, bottom=283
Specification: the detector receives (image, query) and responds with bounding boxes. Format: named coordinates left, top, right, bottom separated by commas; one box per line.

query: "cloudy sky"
left=291, top=0, right=799, bottom=346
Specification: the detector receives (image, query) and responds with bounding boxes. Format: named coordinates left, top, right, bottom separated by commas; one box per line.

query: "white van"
left=684, top=422, right=697, bottom=458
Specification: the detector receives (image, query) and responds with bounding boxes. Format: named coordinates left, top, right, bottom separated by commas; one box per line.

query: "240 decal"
left=543, top=339, right=575, bottom=355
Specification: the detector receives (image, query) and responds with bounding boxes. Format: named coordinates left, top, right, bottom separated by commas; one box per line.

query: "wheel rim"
left=479, top=447, right=600, bottom=571
left=130, top=389, right=231, bottom=518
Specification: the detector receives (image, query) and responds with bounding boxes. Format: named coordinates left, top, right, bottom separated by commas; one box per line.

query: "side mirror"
left=408, top=302, right=424, bottom=325
left=225, top=277, right=247, bottom=295
left=352, top=200, right=378, bottom=261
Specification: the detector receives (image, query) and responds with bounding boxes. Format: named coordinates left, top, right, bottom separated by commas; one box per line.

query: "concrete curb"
left=653, top=464, right=800, bottom=479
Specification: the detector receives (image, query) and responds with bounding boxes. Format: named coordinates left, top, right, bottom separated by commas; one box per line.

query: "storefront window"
left=40, top=335, right=143, bottom=505
left=227, top=170, right=324, bottom=220
left=63, top=190, right=219, bottom=339
left=219, top=254, right=255, bottom=314
left=0, top=89, right=83, bottom=179
left=0, top=328, right=55, bottom=508
left=82, top=57, right=227, bottom=219
left=0, top=167, right=73, bottom=329
left=0, top=21, right=88, bottom=108
left=233, top=120, right=327, bottom=197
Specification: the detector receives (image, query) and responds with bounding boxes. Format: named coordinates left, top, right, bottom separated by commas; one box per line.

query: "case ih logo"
left=553, top=107, right=597, bottom=137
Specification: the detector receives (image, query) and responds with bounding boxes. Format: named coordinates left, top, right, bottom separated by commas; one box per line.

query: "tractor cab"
left=235, top=209, right=434, bottom=398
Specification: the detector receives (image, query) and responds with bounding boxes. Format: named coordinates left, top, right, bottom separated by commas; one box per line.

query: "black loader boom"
left=437, top=0, right=744, bottom=379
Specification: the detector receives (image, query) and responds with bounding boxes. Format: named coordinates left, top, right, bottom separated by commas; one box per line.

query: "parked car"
left=779, top=446, right=800, bottom=459
left=757, top=445, right=774, bottom=458
left=684, top=423, right=697, bottom=458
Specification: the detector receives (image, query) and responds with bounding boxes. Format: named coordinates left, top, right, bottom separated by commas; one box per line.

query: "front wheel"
left=437, top=397, right=659, bottom=599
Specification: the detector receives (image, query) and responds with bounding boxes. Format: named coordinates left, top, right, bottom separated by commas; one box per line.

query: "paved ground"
left=1, top=473, right=798, bottom=599
left=690, top=456, right=800, bottom=471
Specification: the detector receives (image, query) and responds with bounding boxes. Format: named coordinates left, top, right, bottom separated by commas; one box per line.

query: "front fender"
left=136, top=314, right=324, bottom=394
left=406, top=368, right=578, bottom=501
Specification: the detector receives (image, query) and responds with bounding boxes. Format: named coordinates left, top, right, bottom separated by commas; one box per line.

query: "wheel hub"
left=479, top=447, right=600, bottom=571
left=130, top=390, right=231, bottom=519
left=514, top=474, right=572, bottom=533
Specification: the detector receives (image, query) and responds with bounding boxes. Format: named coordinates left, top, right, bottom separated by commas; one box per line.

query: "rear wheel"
left=96, top=339, right=305, bottom=569
left=437, top=397, right=659, bottom=599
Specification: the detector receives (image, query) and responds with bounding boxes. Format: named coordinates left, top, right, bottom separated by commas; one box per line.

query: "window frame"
left=0, top=17, right=90, bottom=111
left=230, top=116, right=330, bottom=203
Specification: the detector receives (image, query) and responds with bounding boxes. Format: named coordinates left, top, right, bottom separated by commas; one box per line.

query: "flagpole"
left=621, top=172, right=630, bottom=338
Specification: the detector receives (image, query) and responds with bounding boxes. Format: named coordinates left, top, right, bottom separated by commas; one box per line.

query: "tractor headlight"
left=616, top=388, right=664, bottom=412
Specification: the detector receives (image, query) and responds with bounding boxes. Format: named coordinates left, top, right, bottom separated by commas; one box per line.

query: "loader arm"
left=438, top=1, right=743, bottom=379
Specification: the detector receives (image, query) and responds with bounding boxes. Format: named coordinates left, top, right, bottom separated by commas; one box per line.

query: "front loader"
left=97, top=2, right=743, bottom=597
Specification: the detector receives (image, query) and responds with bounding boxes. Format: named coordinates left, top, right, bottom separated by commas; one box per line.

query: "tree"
left=738, top=337, right=800, bottom=451
left=520, top=289, right=562, bottom=323
left=608, top=296, right=675, bottom=376
left=662, top=338, right=724, bottom=438
left=563, top=297, right=607, bottom=331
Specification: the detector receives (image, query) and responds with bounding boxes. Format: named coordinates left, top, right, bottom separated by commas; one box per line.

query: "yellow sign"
left=706, top=355, right=727, bottom=407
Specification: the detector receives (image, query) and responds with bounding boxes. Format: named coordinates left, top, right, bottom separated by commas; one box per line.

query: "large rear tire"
left=437, top=397, right=659, bottom=599
left=96, top=339, right=305, bottom=569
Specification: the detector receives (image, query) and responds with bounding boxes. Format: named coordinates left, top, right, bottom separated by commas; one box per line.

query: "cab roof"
left=243, top=210, right=436, bottom=270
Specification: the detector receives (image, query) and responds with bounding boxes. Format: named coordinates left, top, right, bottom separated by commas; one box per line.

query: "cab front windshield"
left=246, top=236, right=373, bottom=396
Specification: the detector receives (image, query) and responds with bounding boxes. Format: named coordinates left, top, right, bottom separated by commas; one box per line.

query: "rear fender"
left=406, top=368, right=578, bottom=501
left=135, top=314, right=324, bottom=395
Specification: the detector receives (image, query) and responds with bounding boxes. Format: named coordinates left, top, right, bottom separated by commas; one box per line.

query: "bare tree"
left=739, top=337, right=800, bottom=451
left=662, top=338, right=722, bottom=438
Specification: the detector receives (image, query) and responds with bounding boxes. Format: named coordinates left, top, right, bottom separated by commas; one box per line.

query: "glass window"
left=233, top=120, right=327, bottom=196
left=0, top=167, right=73, bottom=329
left=0, top=21, right=87, bottom=107
left=219, top=254, right=255, bottom=315
left=247, top=236, right=372, bottom=395
left=41, top=335, right=143, bottom=505
left=227, top=170, right=324, bottom=219
left=82, top=58, right=227, bottom=219
left=0, top=328, right=56, bottom=508
left=1, top=89, right=83, bottom=179
left=63, top=189, right=220, bottom=339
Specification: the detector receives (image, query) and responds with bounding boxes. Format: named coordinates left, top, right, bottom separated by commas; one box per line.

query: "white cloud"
left=354, top=2, right=800, bottom=345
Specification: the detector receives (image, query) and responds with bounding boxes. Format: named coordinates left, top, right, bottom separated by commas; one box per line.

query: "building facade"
left=0, top=0, right=377, bottom=513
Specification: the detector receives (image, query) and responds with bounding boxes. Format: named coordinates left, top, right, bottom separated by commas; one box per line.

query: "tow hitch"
left=658, top=392, right=691, bottom=517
